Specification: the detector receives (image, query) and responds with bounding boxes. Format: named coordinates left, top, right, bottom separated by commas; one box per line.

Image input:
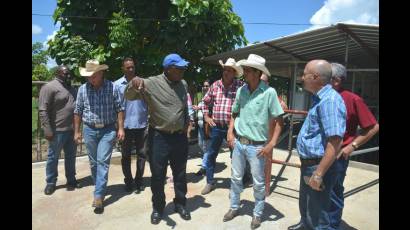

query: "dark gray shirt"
left=125, top=73, right=189, bottom=133
left=38, top=78, right=76, bottom=136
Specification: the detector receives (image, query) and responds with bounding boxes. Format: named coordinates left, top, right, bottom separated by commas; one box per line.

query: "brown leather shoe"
left=223, top=209, right=239, bottom=222
left=251, top=216, right=261, bottom=229
left=92, top=198, right=104, bottom=214
left=201, top=183, right=216, bottom=195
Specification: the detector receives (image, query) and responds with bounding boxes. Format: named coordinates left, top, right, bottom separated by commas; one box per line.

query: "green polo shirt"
left=232, top=81, right=284, bottom=142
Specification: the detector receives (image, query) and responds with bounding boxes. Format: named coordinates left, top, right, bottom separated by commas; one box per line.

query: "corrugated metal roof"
left=202, top=23, right=378, bottom=76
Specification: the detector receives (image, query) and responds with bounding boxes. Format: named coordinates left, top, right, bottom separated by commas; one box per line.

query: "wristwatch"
left=351, top=141, right=359, bottom=150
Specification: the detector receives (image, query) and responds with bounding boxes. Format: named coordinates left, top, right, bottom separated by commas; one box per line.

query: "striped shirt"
left=202, top=79, right=243, bottom=126
left=74, top=79, right=124, bottom=126
left=296, top=84, right=346, bottom=159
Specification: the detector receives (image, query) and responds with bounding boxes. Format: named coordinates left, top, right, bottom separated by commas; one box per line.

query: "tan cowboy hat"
left=237, top=54, right=271, bottom=76
left=219, top=58, right=243, bottom=77
left=79, top=60, right=109, bottom=77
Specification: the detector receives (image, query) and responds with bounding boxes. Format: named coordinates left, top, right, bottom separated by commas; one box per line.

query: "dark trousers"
left=329, top=157, right=349, bottom=229
left=148, top=128, right=188, bottom=212
left=299, top=163, right=338, bottom=230
left=121, top=128, right=147, bottom=185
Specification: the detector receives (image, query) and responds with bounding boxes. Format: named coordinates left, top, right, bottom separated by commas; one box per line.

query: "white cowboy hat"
left=237, top=54, right=271, bottom=76
left=219, top=58, right=243, bottom=77
left=79, top=60, right=109, bottom=77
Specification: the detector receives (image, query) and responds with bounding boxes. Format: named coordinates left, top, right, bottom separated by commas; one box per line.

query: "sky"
left=32, top=0, right=379, bottom=67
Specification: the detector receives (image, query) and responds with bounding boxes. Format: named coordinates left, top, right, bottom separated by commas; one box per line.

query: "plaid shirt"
left=296, top=84, right=346, bottom=159
left=74, top=79, right=124, bottom=125
left=202, top=79, right=243, bottom=126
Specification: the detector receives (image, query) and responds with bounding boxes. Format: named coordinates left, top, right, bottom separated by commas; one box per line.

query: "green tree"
left=32, top=42, right=54, bottom=97
left=48, top=0, right=247, bottom=83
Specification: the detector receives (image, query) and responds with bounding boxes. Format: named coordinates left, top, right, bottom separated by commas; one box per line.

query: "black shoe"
left=288, top=222, right=306, bottom=230
left=134, top=184, right=145, bottom=194
left=93, top=206, right=104, bottom=214
left=66, top=181, right=82, bottom=191
left=124, top=183, right=133, bottom=192
left=44, top=184, right=56, bottom=195
left=174, top=204, right=191, bottom=220
left=195, top=168, right=206, bottom=176
left=151, top=210, right=163, bottom=224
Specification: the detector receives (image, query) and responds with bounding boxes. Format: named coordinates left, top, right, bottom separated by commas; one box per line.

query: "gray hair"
left=315, top=60, right=332, bottom=83
left=331, top=62, right=347, bottom=80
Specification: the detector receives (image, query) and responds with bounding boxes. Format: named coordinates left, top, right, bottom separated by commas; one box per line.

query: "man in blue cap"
left=125, top=53, right=191, bottom=224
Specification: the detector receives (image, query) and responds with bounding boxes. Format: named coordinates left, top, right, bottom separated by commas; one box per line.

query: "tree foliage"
left=32, top=42, right=54, bottom=97
left=48, top=0, right=247, bottom=83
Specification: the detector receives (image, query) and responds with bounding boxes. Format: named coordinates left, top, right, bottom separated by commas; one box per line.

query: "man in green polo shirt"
left=223, top=54, right=284, bottom=229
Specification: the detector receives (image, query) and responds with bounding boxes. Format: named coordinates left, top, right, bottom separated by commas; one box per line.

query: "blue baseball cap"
left=162, top=53, right=189, bottom=68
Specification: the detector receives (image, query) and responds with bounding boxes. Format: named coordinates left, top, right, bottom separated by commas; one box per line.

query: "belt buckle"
left=240, top=137, right=250, bottom=145
left=94, top=123, right=104, bottom=128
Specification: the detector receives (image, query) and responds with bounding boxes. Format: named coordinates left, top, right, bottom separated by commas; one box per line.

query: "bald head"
left=56, top=65, right=68, bottom=75
left=56, top=65, right=71, bottom=82
left=306, top=60, right=332, bottom=84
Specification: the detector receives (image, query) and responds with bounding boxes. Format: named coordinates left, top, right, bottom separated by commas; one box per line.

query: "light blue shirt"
left=114, top=76, right=148, bottom=129
left=296, top=84, right=346, bottom=159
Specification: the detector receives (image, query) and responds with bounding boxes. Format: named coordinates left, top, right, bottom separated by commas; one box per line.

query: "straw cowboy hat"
left=219, top=58, right=243, bottom=77
left=237, top=54, right=271, bottom=76
left=79, top=60, right=109, bottom=77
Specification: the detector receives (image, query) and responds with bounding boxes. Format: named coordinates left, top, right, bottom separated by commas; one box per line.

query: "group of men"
left=39, top=52, right=378, bottom=229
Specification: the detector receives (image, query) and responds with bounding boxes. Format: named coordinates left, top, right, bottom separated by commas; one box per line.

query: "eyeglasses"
left=203, top=85, right=209, bottom=88
left=302, top=72, right=315, bottom=78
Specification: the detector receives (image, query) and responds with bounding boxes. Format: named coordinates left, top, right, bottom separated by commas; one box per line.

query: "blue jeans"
left=46, top=130, right=77, bottom=185
left=230, top=140, right=266, bottom=217
left=205, top=126, right=228, bottom=184
left=329, top=158, right=349, bottom=229
left=197, top=126, right=209, bottom=168
left=83, top=124, right=116, bottom=199
left=299, top=163, right=338, bottom=230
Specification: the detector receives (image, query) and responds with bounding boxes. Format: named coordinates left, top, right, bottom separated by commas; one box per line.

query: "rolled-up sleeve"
left=231, top=88, right=241, bottom=114
left=202, top=87, right=212, bottom=116
left=74, top=86, right=84, bottom=116
left=125, top=80, right=145, bottom=100
left=114, top=85, right=125, bottom=113
left=268, top=89, right=284, bottom=118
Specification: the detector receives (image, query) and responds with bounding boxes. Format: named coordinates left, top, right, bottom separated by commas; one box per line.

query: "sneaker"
left=223, top=209, right=239, bottom=222
left=201, top=183, right=216, bottom=195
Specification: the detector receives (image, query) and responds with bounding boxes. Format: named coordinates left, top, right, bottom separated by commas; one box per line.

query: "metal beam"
left=347, top=69, right=379, bottom=72
left=337, top=24, right=378, bottom=64
left=263, top=42, right=306, bottom=61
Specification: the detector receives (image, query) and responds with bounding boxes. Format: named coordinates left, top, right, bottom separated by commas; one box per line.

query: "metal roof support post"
left=287, top=63, right=298, bottom=156
left=352, top=72, right=356, bottom=91
left=344, top=34, right=349, bottom=67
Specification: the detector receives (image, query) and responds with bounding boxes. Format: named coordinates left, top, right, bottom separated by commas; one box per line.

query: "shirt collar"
left=315, top=84, right=332, bottom=100
left=245, top=80, right=267, bottom=94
